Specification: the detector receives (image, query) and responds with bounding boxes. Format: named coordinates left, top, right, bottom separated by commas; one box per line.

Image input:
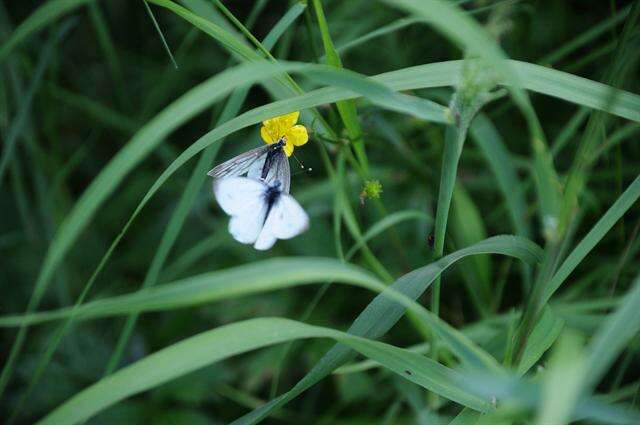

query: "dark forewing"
left=207, top=145, right=269, bottom=179
left=271, top=151, right=291, bottom=193
left=247, top=149, right=290, bottom=193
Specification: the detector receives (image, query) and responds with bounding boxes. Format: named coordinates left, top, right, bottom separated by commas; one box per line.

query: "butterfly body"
left=260, top=139, right=286, bottom=180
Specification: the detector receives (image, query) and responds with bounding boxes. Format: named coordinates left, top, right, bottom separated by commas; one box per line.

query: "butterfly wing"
left=228, top=205, right=267, bottom=244
left=213, top=176, right=265, bottom=215
left=213, top=177, right=268, bottom=244
left=271, top=150, right=291, bottom=193
left=247, top=149, right=290, bottom=193
left=253, top=192, right=309, bottom=250
left=207, top=145, right=270, bottom=179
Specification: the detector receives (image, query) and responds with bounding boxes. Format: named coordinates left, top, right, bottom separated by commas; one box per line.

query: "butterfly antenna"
left=291, top=153, right=312, bottom=175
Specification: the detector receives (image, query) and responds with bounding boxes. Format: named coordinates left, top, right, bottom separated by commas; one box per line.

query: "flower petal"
left=283, top=140, right=294, bottom=157
left=279, top=111, right=299, bottom=129
left=260, top=125, right=277, bottom=144
left=261, top=117, right=282, bottom=138
left=286, top=125, right=308, bottom=147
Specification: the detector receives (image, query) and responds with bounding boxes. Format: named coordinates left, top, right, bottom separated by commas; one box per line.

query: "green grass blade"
left=512, top=60, right=640, bottom=123
left=0, top=0, right=93, bottom=64
left=431, top=115, right=472, bottom=372
left=312, top=0, right=368, bottom=172
left=1, top=237, right=542, bottom=373
left=49, top=85, right=139, bottom=133
left=0, top=248, right=497, bottom=366
left=87, top=3, right=128, bottom=110
left=179, top=0, right=242, bottom=34
left=584, top=273, right=640, bottom=391
left=143, top=0, right=178, bottom=68
left=0, top=23, right=65, bottom=191
left=334, top=342, right=430, bottom=375
left=539, top=6, right=630, bottom=65
left=450, top=184, right=492, bottom=316
left=37, top=318, right=493, bottom=425
left=535, top=332, right=586, bottom=425
left=262, top=2, right=306, bottom=49
left=517, top=307, right=565, bottom=376
left=334, top=17, right=421, bottom=56
left=469, top=114, right=529, bottom=237
left=539, top=175, right=640, bottom=308
left=345, top=210, right=431, bottom=259
left=231, top=236, right=541, bottom=425
left=148, top=0, right=258, bottom=61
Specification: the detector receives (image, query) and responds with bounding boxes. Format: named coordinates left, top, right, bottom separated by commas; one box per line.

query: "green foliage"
left=1, top=1, right=639, bottom=424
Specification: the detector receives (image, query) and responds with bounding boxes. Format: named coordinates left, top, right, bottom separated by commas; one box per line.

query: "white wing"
left=213, top=177, right=269, bottom=245
left=270, top=194, right=309, bottom=239
left=228, top=205, right=267, bottom=244
left=253, top=227, right=278, bottom=251
left=254, top=193, right=309, bottom=250
left=213, top=177, right=265, bottom=215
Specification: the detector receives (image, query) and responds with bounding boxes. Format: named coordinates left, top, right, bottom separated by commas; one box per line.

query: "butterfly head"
left=270, top=138, right=286, bottom=151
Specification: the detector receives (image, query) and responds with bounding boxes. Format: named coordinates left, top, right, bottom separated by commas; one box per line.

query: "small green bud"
left=360, top=180, right=383, bottom=204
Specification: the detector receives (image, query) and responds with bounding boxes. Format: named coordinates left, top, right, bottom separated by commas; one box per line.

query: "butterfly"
left=213, top=176, right=309, bottom=250
left=207, top=138, right=291, bottom=193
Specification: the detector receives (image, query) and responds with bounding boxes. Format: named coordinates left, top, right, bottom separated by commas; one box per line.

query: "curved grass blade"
left=513, top=60, right=640, bottom=123
left=231, top=236, right=541, bottom=425
left=584, top=273, right=640, bottom=391
left=0, top=252, right=490, bottom=369
left=1, top=237, right=542, bottom=374
left=37, top=318, right=493, bottom=425
left=539, top=175, right=640, bottom=308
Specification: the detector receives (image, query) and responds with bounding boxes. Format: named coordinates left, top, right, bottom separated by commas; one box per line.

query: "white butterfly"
left=213, top=176, right=309, bottom=250
left=207, top=139, right=290, bottom=192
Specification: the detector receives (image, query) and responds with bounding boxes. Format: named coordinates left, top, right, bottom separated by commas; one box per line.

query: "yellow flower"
left=260, top=111, right=308, bottom=157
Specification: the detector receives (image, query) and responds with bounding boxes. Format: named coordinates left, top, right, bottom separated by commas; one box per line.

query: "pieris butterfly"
left=213, top=176, right=309, bottom=250
left=207, top=138, right=291, bottom=192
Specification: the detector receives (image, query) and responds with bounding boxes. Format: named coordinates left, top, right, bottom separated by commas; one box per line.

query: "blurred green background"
left=1, top=0, right=639, bottom=424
